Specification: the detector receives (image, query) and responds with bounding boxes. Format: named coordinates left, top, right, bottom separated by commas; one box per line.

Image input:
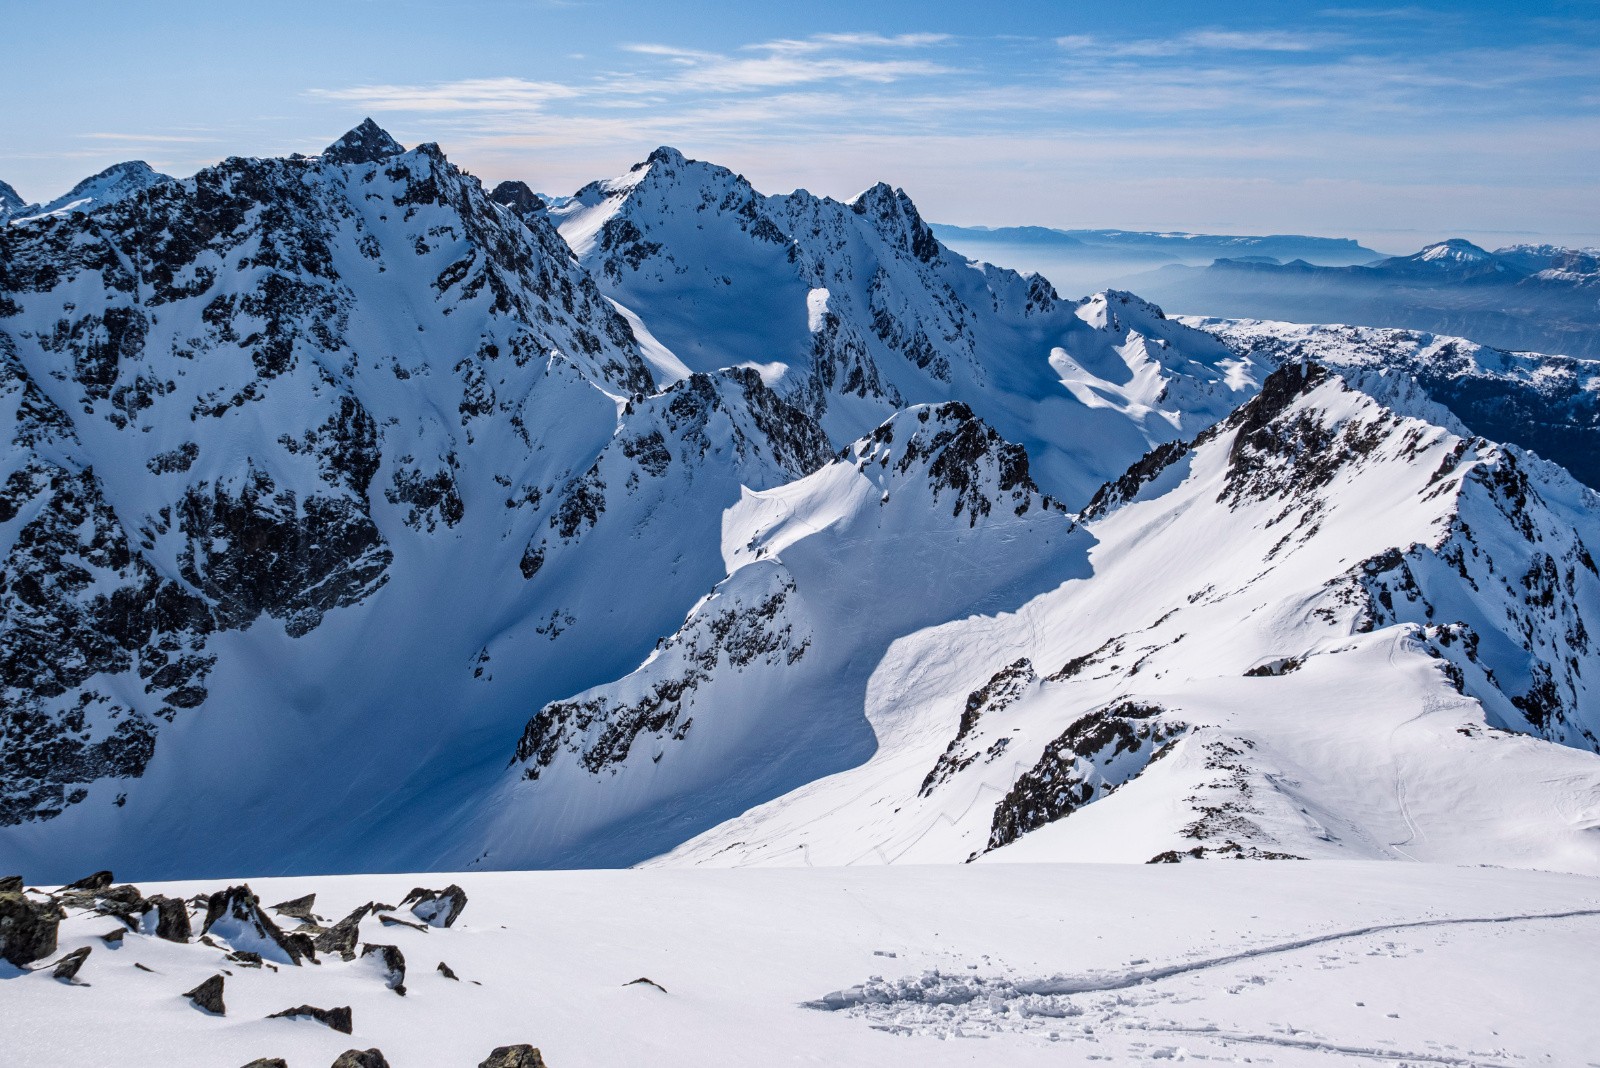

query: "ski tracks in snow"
left=809, top=906, right=1600, bottom=1061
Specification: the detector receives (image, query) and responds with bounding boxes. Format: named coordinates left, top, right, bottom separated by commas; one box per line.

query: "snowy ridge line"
left=806, top=906, right=1600, bottom=1009
left=1140, top=1025, right=1521, bottom=1068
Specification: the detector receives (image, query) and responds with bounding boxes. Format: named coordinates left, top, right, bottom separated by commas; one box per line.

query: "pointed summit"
left=323, top=118, right=405, bottom=165
left=0, top=178, right=23, bottom=214
left=489, top=180, right=546, bottom=223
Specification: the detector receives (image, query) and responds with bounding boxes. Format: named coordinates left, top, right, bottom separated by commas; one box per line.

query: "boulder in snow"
left=184, top=974, right=226, bottom=1015
left=0, top=891, right=61, bottom=965
left=400, top=884, right=467, bottom=928
left=479, top=1047, right=549, bottom=1068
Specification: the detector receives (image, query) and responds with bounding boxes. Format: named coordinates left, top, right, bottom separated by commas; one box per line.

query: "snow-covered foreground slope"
left=6, top=862, right=1600, bottom=1066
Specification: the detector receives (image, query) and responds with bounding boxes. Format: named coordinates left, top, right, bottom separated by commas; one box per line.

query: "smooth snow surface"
left=6, top=863, right=1599, bottom=1067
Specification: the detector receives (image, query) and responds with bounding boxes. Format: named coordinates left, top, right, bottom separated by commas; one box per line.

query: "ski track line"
left=1141, top=1025, right=1522, bottom=1068
left=809, top=907, right=1600, bottom=1008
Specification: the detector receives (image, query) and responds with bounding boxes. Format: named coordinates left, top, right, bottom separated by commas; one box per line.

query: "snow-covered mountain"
left=3, top=125, right=1599, bottom=886
left=543, top=148, right=1262, bottom=505
left=2, top=161, right=175, bottom=225
left=1189, top=317, right=1600, bottom=489
left=525, top=363, right=1600, bottom=873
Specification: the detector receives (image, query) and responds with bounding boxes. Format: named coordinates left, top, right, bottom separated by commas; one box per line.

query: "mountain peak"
left=1416, top=238, right=1493, bottom=263
left=489, top=180, right=547, bottom=220
left=849, top=182, right=940, bottom=264
left=323, top=118, right=405, bottom=165
left=646, top=145, right=689, bottom=167
left=0, top=178, right=23, bottom=213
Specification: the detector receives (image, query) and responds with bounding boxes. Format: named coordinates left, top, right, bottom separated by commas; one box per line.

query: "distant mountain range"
left=1108, top=238, right=1600, bottom=358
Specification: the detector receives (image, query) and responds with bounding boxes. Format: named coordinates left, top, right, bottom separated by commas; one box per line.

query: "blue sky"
left=5, top=0, right=1598, bottom=248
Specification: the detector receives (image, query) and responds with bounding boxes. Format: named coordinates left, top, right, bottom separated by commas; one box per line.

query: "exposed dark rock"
left=323, top=119, right=405, bottom=165
left=920, top=658, right=1035, bottom=797
left=360, top=942, right=406, bottom=995
left=437, top=960, right=459, bottom=980
left=479, top=1046, right=549, bottom=1068
left=0, top=891, right=62, bottom=965
left=226, top=950, right=264, bottom=968
left=184, top=973, right=226, bottom=1015
left=268, top=1004, right=353, bottom=1034
left=101, top=928, right=126, bottom=945
left=0, top=875, right=21, bottom=893
left=400, top=885, right=467, bottom=928
left=239, top=1060, right=289, bottom=1068
left=989, top=702, right=1185, bottom=851
left=62, top=870, right=113, bottom=892
left=52, top=945, right=91, bottom=981
left=377, top=913, right=427, bottom=931
left=269, top=893, right=317, bottom=922
left=331, top=1051, right=391, bottom=1068
left=626, top=976, right=668, bottom=993
left=146, top=894, right=192, bottom=942
left=203, top=885, right=304, bottom=964
left=489, top=181, right=548, bottom=223
left=314, top=903, right=373, bottom=960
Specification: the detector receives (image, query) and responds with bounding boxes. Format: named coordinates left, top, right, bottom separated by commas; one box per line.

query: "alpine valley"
left=4, top=122, right=1600, bottom=1066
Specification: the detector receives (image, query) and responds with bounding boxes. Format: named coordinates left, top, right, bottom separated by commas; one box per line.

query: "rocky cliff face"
left=0, top=122, right=658, bottom=837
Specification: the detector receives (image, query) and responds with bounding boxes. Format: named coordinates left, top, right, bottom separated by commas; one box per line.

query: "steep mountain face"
left=546, top=148, right=1262, bottom=506
left=1190, top=318, right=1600, bottom=490
left=1117, top=240, right=1600, bottom=358
left=0, top=123, right=844, bottom=877
left=487, top=401, right=1087, bottom=867
left=0, top=179, right=23, bottom=219
left=645, top=364, right=1600, bottom=872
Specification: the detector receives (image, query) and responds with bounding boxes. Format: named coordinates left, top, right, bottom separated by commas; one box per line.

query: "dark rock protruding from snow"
left=239, top=1060, right=289, bottom=1068
left=269, top=1004, right=354, bottom=1034
left=0, top=875, right=22, bottom=893
left=315, top=902, right=374, bottom=959
left=184, top=973, right=227, bottom=1015
left=479, top=1046, right=550, bottom=1068
left=0, top=178, right=23, bottom=215
left=332, top=1051, right=392, bottom=1068
left=52, top=945, right=91, bottom=981
left=62, top=870, right=113, bottom=892
left=203, top=885, right=305, bottom=964
left=146, top=894, right=192, bottom=942
left=988, top=701, right=1186, bottom=851
left=322, top=119, right=405, bottom=165
left=270, top=893, right=317, bottom=921
left=360, top=942, right=406, bottom=994
left=489, top=180, right=548, bottom=223
left=401, top=884, right=467, bottom=928
left=437, top=960, right=459, bottom=980
left=0, top=891, right=61, bottom=965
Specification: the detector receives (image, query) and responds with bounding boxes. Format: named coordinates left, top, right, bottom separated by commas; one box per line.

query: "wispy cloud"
left=1056, top=28, right=1345, bottom=57
left=310, top=77, right=579, bottom=113
left=78, top=132, right=220, bottom=143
